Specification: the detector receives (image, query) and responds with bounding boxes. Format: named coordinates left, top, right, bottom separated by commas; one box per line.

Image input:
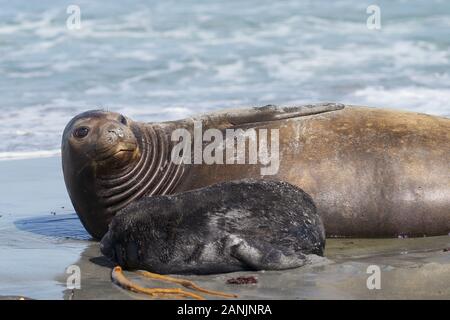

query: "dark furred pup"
left=100, top=179, right=325, bottom=275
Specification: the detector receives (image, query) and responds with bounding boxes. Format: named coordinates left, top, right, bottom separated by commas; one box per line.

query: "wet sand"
left=0, top=156, right=449, bottom=299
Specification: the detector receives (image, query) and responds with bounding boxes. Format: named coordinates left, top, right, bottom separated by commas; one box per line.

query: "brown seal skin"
left=61, top=104, right=450, bottom=239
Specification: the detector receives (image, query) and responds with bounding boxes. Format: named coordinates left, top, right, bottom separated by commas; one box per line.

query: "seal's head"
left=62, top=110, right=181, bottom=240
left=62, top=110, right=139, bottom=173
left=62, top=110, right=141, bottom=239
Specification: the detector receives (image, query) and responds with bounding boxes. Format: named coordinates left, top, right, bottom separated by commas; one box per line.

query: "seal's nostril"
left=108, top=127, right=124, bottom=138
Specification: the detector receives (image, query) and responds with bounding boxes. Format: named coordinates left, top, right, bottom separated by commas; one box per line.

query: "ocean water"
left=0, top=0, right=449, bottom=160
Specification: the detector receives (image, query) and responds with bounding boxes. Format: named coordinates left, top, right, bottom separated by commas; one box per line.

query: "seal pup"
left=62, top=103, right=450, bottom=239
left=100, top=179, right=325, bottom=274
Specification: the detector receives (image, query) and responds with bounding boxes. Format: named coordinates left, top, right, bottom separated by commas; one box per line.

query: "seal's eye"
left=73, top=126, right=89, bottom=139
left=119, top=115, right=127, bottom=126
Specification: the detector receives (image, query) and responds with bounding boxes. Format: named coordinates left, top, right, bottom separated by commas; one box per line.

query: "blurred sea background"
left=0, top=0, right=449, bottom=160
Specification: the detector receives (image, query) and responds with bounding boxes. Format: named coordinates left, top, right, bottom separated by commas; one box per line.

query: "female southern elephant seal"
left=100, top=179, right=325, bottom=274
left=62, top=103, right=450, bottom=239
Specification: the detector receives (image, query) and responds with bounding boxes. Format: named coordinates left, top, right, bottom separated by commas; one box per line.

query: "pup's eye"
left=73, top=126, right=89, bottom=138
left=119, top=115, right=127, bottom=125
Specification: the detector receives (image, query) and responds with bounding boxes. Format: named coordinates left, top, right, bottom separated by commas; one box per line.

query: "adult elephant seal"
left=100, top=179, right=325, bottom=274
left=61, top=103, right=450, bottom=239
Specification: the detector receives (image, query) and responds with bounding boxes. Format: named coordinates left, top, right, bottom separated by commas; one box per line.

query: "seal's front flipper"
left=230, top=239, right=307, bottom=271
left=198, top=102, right=345, bottom=127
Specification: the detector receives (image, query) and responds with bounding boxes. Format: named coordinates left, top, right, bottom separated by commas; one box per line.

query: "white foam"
left=0, top=149, right=61, bottom=161
left=0, top=9, right=59, bottom=35
left=114, top=50, right=156, bottom=62
left=7, top=71, right=52, bottom=79
left=350, top=86, right=450, bottom=117
left=215, top=61, right=245, bottom=81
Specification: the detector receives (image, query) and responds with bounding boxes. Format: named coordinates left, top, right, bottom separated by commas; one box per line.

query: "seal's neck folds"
left=96, top=125, right=184, bottom=213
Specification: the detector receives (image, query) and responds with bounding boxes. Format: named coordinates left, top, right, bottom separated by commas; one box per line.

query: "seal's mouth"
left=95, top=142, right=138, bottom=162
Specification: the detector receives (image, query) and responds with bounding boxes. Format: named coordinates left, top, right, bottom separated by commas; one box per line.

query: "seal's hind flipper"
left=199, top=102, right=345, bottom=127
left=230, top=238, right=307, bottom=271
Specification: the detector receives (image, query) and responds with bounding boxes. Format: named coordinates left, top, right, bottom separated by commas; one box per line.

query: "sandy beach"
left=0, top=156, right=449, bottom=300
